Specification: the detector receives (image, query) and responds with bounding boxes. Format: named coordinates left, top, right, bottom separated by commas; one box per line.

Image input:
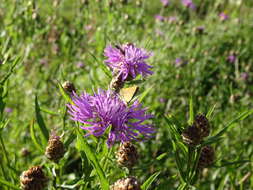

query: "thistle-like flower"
left=67, top=89, right=154, bottom=147
left=104, top=43, right=153, bottom=82
left=111, top=176, right=141, bottom=190
left=20, top=166, right=48, bottom=190
left=116, top=142, right=138, bottom=168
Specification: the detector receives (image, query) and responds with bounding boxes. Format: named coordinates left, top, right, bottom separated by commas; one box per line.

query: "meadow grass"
left=0, top=0, right=253, bottom=189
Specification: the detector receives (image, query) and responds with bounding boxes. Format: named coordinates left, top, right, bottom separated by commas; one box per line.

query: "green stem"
left=0, top=135, right=10, bottom=165
left=186, top=147, right=194, bottom=182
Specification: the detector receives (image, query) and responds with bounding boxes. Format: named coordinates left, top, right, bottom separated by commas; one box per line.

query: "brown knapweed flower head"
left=182, top=125, right=201, bottom=146
left=45, top=134, right=65, bottom=163
left=198, top=146, right=215, bottom=169
left=110, top=176, right=141, bottom=190
left=62, top=81, right=76, bottom=94
left=20, top=166, right=48, bottom=190
left=194, top=114, right=210, bottom=138
left=116, top=142, right=138, bottom=168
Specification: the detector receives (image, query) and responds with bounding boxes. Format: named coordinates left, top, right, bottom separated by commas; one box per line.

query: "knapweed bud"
left=116, top=142, right=138, bottom=168
left=21, top=148, right=31, bottom=157
left=198, top=146, right=215, bottom=169
left=193, top=114, right=210, bottom=138
left=110, top=176, right=141, bottom=190
left=45, top=134, right=65, bottom=163
left=20, top=166, right=48, bottom=190
left=62, top=81, right=76, bottom=94
left=182, top=125, right=201, bottom=146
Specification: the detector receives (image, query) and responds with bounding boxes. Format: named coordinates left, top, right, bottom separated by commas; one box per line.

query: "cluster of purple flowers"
left=104, top=43, right=153, bottom=81
left=68, top=44, right=154, bottom=147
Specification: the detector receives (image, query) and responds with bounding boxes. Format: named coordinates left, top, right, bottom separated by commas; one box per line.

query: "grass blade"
left=35, top=96, right=49, bottom=143
left=141, top=171, right=160, bottom=190
left=30, top=119, right=44, bottom=153
left=0, top=178, right=20, bottom=190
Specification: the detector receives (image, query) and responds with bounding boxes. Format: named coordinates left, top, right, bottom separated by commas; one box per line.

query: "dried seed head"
left=198, top=146, right=215, bottom=169
left=62, top=81, right=76, bottom=94
left=182, top=125, right=201, bottom=146
left=20, top=166, right=48, bottom=190
left=194, top=114, right=210, bottom=138
left=45, top=134, right=65, bottom=163
left=110, top=176, right=141, bottom=190
left=116, top=142, right=138, bottom=168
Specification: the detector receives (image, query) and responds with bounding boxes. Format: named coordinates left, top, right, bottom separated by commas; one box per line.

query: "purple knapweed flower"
left=76, top=61, right=85, bottom=68
left=160, top=0, right=169, bottom=7
left=240, top=72, right=249, bottom=81
left=104, top=43, right=153, bottom=81
left=227, top=54, right=236, bottom=63
left=181, top=0, right=195, bottom=9
left=166, top=16, right=178, bottom=23
left=219, top=12, right=229, bottom=21
left=175, top=58, right=188, bottom=67
left=67, top=89, right=154, bottom=147
left=155, top=15, right=165, bottom=22
left=4, top=107, right=13, bottom=113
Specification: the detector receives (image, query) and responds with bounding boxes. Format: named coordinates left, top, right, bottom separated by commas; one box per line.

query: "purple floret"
left=160, top=0, right=169, bottom=7
left=67, top=89, right=155, bottom=147
left=181, top=0, right=195, bottom=9
left=104, top=43, right=153, bottom=81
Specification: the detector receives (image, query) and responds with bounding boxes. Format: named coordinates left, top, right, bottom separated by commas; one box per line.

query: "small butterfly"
left=120, top=85, right=139, bottom=103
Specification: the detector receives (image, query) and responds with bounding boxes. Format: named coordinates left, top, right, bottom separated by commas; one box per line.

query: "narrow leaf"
left=30, top=119, right=44, bottom=153
left=76, top=129, right=109, bottom=190
left=57, top=82, right=74, bottom=104
left=141, top=171, right=160, bottom=190
left=0, top=178, right=20, bottom=190
left=35, top=96, right=49, bottom=143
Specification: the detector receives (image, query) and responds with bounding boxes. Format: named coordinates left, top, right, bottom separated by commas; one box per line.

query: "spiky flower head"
left=45, top=133, right=65, bottom=163
left=198, top=146, right=215, bottom=169
left=20, top=166, right=48, bottom=190
left=110, top=176, right=141, bottom=190
left=193, top=114, right=210, bottom=138
left=104, top=43, right=153, bottom=82
left=116, top=142, right=138, bottom=168
left=67, top=89, right=154, bottom=147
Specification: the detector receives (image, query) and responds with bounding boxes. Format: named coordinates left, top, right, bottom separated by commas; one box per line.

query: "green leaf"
left=205, top=109, right=253, bottom=145
left=30, top=119, right=44, bottom=153
left=35, top=96, right=49, bottom=143
left=141, top=171, right=160, bottom=190
left=156, top=153, right=167, bottom=161
left=188, top=97, right=194, bottom=125
left=57, top=82, right=74, bottom=104
left=138, top=86, right=153, bottom=102
left=206, top=104, right=216, bottom=120
left=0, top=178, right=20, bottom=190
left=0, top=56, right=21, bottom=85
left=76, top=129, right=109, bottom=190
